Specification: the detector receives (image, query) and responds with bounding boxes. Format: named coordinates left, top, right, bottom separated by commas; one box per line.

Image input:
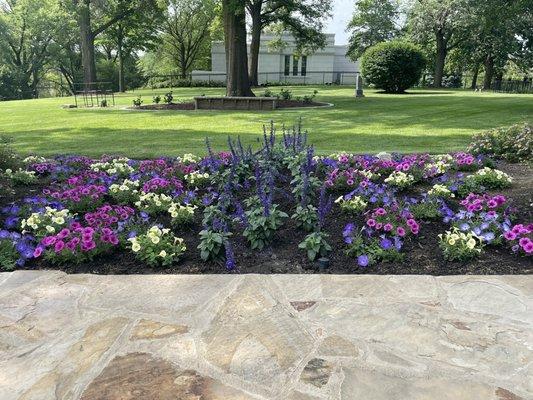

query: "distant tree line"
left=0, top=0, right=530, bottom=99
left=346, top=0, right=532, bottom=89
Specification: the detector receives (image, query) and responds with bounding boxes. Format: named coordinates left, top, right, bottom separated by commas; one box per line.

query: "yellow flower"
left=159, top=250, right=167, bottom=258
left=466, top=238, right=476, bottom=249
left=448, top=239, right=456, bottom=246
left=132, top=243, right=141, bottom=252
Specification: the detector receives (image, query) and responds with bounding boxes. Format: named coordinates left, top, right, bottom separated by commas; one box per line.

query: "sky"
left=325, top=0, right=353, bottom=45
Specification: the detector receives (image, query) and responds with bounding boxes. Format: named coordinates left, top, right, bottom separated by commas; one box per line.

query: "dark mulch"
left=2, top=161, right=532, bottom=275
left=134, top=100, right=328, bottom=111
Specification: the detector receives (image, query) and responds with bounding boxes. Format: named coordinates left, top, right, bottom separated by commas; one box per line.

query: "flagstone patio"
left=0, top=271, right=531, bottom=400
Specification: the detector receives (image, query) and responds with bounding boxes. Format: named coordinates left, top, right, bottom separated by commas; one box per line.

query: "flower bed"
left=0, top=129, right=531, bottom=275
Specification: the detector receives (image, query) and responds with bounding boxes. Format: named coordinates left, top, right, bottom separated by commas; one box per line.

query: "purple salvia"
left=317, top=185, right=332, bottom=230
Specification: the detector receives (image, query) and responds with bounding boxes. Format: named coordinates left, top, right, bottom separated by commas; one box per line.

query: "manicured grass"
left=0, top=86, right=531, bottom=157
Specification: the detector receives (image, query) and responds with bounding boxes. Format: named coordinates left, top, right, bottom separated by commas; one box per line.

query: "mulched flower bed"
left=133, top=100, right=329, bottom=111
left=0, top=129, right=532, bottom=275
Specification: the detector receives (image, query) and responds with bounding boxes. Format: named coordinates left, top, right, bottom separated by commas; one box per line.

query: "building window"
left=284, top=55, right=290, bottom=76
left=301, top=56, right=307, bottom=76
left=293, top=56, right=299, bottom=76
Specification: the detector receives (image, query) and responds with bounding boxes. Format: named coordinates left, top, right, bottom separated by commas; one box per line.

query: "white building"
left=192, top=33, right=360, bottom=85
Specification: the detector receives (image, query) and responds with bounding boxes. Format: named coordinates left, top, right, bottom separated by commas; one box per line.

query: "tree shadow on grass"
left=12, top=126, right=473, bottom=157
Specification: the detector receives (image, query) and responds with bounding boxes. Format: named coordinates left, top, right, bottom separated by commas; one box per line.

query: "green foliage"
left=298, top=231, right=331, bottom=261
left=197, top=229, right=232, bottom=261
left=468, top=123, right=532, bottom=163
left=132, top=96, right=143, bottom=107
left=410, top=201, right=441, bottom=221
left=345, top=232, right=403, bottom=265
left=346, top=0, right=399, bottom=60
left=279, top=88, right=293, bottom=100
left=243, top=205, right=288, bottom=250
left=0, top=136, right=21, bottom=171
left=361, top=41, right=426, bottom=93
left=163, top=91, right=174, bottom=104
left=291, top=205, right=319, bottom=232
left=3, top=169, right=37, bottom=186
left=0, top=240, right=18, bottom=271
left=153, top=95, right=161, bottom=104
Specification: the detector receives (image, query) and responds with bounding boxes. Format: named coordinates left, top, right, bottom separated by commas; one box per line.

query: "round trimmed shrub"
left=361, top=41, right=426, bottom=93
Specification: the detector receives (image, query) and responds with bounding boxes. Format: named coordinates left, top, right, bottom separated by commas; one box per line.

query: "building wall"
left=191, top=33, right=359, bottom=85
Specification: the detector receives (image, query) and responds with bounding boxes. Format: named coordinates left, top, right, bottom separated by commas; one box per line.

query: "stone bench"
left=194, top=96, right=277, bottom=110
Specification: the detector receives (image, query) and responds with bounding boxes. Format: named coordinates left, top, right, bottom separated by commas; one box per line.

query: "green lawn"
left=0, top=86, right=531, bottom=157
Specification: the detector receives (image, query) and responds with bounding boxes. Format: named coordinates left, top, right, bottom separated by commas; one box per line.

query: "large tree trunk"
left=483, top=54, right=494, bottom=90
left=117, top=23, right=125, bottom=92
left=248, top=2, right=262, bottom=87
left=433, top=31, right=447, bottom=88
left=222, top=0, right=254, bottom=97
left=78, top=1, right=97, bottom=87
left=470, top=63, right=480, bottom=89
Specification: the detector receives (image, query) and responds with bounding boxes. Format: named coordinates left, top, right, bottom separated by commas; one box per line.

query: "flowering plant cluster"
left=90, top=157, right=134, bottom=176
left=109, top=179, right=141, bottom=204
left=128, top=226, right=186, bottom=267
left=36, top=223, right=119, bottom=264
left=0, top=230, right=36, bottom=269
left=384, top=171, right=415, bottom=189
left=335, top=195, right=368, bottom=214
left=468, top=123, right=531, bottom=163
left=3, top=168, right=37, bottom=185
left=503, top=224, right=533, bottom=255
left=135, top=192, right=174, bottom=214
left=0, top=123, right=531, bottom=272
left=438, top=228, right=484, bottom=261
left=21, top=207, right=72, bottom=239
left=427, top=184, right=455, bottom=199
left=467, top=167, right=512, bottom=190
left=47, top=184, right=107, bottom=212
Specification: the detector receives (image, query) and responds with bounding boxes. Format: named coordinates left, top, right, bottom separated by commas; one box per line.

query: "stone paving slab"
left=0, top=271, right=532, bottom=400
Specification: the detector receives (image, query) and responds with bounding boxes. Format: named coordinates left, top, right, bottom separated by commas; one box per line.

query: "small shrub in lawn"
left=361, top=40, right=426, bottom=93
left=153, top=95, right=161, bottom=104
left=438, top=228, right=484, bottom=261
left=132, top=96, right=143, bottom=107
left=163, top=91, right=174, bottom=104
left=279, top=88, right=292, bottom=100
left=128, top=226, right=186, bottom=267
left=468, top=123, right=532, bottom=163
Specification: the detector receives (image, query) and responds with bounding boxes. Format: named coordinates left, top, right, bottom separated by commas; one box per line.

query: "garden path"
left=0, top=271, right=531, bottom=400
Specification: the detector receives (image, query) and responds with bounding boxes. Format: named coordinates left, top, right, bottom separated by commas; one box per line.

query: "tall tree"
left=162, top=0, right=217, bottom=79
left=222, top=0, right=254, bottom=96
left=99, top=5, right=163, bottom=91
left=408, top=0, right=473, bottom=87
left=67, top=0, right=158, bottom=86
left=0, top=0, right=61, bottom=98
left=346, top=0, right=400, bottom=61
left=245, top=0, right=332, bottom=86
